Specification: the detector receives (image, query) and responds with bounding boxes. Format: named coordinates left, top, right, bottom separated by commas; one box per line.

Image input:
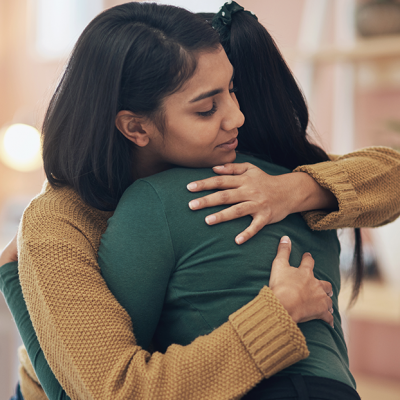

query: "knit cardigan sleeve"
left=294, top=146, right=400, bottom=230
left=18, top=184, right=308, bottom=400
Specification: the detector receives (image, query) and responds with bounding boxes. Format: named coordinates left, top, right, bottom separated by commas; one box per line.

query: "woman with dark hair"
left=0, top=1, right=399, bottom=400
left=0, top=4, right=330, bottom=399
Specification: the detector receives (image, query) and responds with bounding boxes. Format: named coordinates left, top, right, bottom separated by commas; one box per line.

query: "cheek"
left=176, top=123, right=220, bottom=149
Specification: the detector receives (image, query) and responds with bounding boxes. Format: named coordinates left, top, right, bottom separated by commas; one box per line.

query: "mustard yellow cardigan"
left=17, top=147, right=400, bottom=399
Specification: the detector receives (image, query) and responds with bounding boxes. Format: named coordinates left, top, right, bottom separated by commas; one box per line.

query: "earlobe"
left=115, top=111, right=150, bottom=147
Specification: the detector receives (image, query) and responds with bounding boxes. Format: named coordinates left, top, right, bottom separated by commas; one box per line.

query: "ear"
left=115, top=111, right=153, bottom=147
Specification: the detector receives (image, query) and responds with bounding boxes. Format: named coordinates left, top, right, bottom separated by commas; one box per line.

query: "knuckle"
left=214, top=176, right=224, bottom=186
left=234, top=204, right=245, bottom=217
left=200, top=197, right=208, bottom=207
left=264, top=209, right=272, bottom=220
left=252, top=219, right=264, bottom=231
left=219, top=191, right=230, bottom=204
left=248, top=188, right=259, bottom=200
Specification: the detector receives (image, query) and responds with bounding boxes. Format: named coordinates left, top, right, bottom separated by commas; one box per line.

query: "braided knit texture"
left=18, top=183, right=308, bottom=400
left=295, top=147, right=400, bottom=230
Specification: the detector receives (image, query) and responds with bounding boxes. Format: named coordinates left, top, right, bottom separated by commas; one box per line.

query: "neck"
left=132, top=148, right=172, bottom=180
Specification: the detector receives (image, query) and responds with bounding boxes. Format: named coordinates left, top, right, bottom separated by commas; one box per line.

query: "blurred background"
left=0, top=0, right=399, bottom=399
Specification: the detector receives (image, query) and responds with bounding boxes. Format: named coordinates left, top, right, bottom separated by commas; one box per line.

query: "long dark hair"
left=42, top=2, right=220, bottom=211
left=201, top=10, right=363, bottom=302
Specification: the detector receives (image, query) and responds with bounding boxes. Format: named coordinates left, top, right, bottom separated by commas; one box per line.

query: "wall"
left=0, top=1, right=399, bottom=399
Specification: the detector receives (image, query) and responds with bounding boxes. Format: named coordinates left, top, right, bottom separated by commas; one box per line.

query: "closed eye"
left=197, top=102, right=217, bottom=117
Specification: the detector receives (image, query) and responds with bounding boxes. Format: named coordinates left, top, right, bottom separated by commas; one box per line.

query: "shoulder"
left=21, top=182, right=112, bottom=245
left=120, top=167, right=217, bottom=206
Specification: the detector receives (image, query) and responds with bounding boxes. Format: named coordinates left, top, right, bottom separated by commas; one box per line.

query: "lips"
left=216, top=137, right=238, bottom=150
left=223, top=137, right=237, bottom=145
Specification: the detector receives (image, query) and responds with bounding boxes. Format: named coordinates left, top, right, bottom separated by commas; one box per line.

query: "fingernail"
left=305, top=252, right=312, bottom=257
left=329, top=307, right=334, bottom=314
left=280, top=236, right=290, bottom=244
left=205, top=215, right=216, bottom=224
left=213, top=165, right=224, bottom=170
left=236, top=236, right=244, bottom=245
left=189, top=200, right=199, bottom=209
left=328, top=291, right=333, bottom=297
left=187, top=183, right=197, bottom=190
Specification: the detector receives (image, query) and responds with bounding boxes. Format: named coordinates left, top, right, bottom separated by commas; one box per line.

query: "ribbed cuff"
left=294, top=161, right=361, bottom=230
left=229, top=286, right=309, bottom=378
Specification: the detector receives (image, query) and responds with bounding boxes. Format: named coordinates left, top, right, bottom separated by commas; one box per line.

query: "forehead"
left=171, top=47, right=233, bottom=102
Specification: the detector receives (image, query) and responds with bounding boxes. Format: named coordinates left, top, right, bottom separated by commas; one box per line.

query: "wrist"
left=270, top=285, right=299, bottom=322
left=290, top=172, right=338, bottom=213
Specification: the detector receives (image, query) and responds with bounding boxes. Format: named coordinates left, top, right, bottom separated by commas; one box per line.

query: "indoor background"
left=0, top=0, right=399, bottom=399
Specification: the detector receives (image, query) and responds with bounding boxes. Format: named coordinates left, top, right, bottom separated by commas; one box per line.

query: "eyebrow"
left=189, top=68, right=235, bottom=103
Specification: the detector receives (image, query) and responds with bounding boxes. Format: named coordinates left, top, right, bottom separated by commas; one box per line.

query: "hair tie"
left=211, top=1, right=258, bottom=53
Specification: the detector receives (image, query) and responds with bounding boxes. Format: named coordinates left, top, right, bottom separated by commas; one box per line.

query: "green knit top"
left=98, top=153, right=356, bottom=391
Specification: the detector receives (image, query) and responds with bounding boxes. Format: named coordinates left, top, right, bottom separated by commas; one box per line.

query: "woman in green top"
left=97, top=3, right=359, bottom=399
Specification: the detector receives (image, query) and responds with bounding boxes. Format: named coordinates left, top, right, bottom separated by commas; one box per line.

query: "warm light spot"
left=0, top=124, right=42, bottom=172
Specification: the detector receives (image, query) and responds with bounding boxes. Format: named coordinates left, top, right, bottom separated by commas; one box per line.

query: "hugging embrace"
left=1, top=2, right=400, bottom=400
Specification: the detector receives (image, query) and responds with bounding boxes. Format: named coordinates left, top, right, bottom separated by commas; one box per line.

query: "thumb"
left=213, top=162, right=251, bottom=176
left=274, top=236, right=292, bottom=263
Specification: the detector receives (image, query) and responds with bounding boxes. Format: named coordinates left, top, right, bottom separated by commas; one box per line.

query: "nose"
left=222, top=92, right=245, bottom=132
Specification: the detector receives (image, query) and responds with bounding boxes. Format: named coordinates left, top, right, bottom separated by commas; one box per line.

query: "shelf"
left=286, top=35, right=400, bottom=64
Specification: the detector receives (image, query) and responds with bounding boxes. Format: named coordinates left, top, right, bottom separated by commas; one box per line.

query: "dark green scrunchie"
left=211, top=1, right=258, bottom=51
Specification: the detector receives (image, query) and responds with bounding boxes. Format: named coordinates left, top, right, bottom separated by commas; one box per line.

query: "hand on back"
left=187, top=162, right=337, bottom=244
left=269, top=236, right=334, bottom=328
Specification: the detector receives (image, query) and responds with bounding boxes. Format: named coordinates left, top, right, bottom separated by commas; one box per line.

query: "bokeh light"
left=0, top=124, right=42, bottom=172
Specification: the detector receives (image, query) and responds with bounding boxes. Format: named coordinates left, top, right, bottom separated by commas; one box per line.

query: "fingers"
left=234, top=216, right=268, bottom=245
left=320, top=280, right=334, bottom=297
left=273, top=236, right=292, bottom=262
left=204, top=203, right=251, bottom=225
left=187, top=175, right=241, bottom=194
left=313, top=283, right=334, bottom=328
left=186, top=163, right=252, bottom=192
left=324, top=296, right=335, bottom=328
left=188, top=188, right=243, bottom=211
left=319, top=309, right=335, bottom=329
left=298, top=252, right=315, bottom=271
left=212, top=162, right=251, bottom=176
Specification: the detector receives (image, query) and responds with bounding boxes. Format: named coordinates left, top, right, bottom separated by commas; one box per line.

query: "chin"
left=182, top=151, right=238, bottom=169
left=224, top=151, right=237, bottom=164
left=208, top=151, right=237, bottom=167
